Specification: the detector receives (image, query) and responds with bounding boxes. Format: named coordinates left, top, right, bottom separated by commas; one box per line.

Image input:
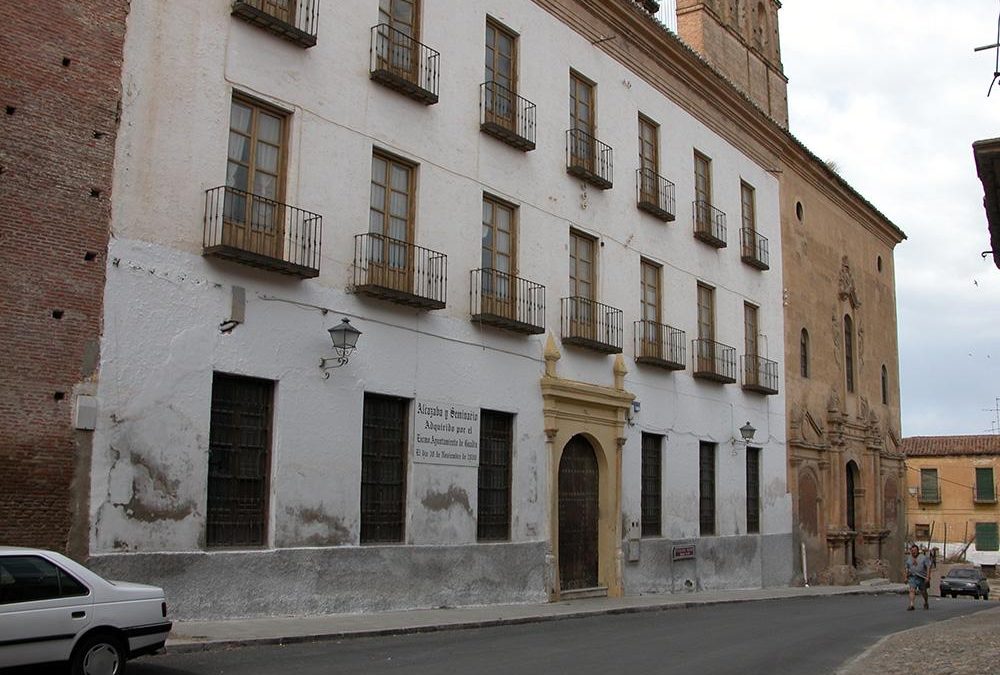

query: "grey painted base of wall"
left=623, top=534, right=794, bottom=594
left=89, top=541, right=548, bottom=620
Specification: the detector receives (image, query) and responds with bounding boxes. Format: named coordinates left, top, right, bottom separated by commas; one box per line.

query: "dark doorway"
left=846, top=460, right=860, bottom=566
left=558, top=435, right=599, bottom=591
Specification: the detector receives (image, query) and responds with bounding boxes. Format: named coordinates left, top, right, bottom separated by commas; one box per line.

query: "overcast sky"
left=777, top=1, right=1000, bottom=438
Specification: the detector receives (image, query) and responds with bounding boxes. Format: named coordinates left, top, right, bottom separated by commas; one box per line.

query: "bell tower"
left=675, top=0, right=788, bottom=127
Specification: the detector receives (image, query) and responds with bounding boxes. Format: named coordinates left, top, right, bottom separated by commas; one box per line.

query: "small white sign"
left=413, top=400, right=480, bottom=467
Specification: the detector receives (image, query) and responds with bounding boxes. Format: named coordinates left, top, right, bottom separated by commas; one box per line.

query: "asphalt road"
left=119, top=596, right=999, bottom=674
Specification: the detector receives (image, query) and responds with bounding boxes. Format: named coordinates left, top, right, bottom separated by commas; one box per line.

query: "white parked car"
left=0, top=546, right=171, bottom=674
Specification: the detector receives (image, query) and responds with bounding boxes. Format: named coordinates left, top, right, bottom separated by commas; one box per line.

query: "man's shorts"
left=908, top=576, right=926, bottom=590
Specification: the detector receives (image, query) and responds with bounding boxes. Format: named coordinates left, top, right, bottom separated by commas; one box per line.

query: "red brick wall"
left=0, top=1, right=129, bottom=553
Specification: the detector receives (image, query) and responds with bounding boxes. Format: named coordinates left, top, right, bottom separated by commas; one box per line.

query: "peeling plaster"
left=421, top=486, right=473, bottom=516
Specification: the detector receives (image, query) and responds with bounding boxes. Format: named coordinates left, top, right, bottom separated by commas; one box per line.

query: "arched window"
left=844, top=315, right=855, bottom=393
left=799, top=328, right=809, bottom=378
left=754, top=2, right=767, bottom=50
left=881, top=364, right=889, bottom=405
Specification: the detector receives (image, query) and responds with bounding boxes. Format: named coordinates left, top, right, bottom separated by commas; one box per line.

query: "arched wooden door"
left=558, top=435, right=599, bottom=591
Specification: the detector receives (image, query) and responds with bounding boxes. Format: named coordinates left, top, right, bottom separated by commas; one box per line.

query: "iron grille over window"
left=361, top=394, right=408, bottom=543
left=641, top=433, right=662, bottom=537
left=699, top=441, right=716, bottom=536
left=976, top=522, right=999, bottom=551
left=478, top=410, right=513, bottom=541
left=746, top=447, right=761, bottom=534
left=207, top=373, right=273, bottom=548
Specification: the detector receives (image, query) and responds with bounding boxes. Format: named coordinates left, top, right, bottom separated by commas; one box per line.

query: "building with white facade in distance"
left=85, top=0, right=795, bottom=619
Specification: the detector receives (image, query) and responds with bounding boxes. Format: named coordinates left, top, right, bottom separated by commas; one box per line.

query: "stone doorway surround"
left=540, top=334, right=634, bottom=601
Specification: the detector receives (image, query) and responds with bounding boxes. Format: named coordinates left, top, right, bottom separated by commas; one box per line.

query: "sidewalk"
left=167, top=581, right=905, bottom=654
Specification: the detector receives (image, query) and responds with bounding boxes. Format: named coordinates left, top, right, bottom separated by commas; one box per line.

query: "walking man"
left=905, top=543, right=931, bottom=610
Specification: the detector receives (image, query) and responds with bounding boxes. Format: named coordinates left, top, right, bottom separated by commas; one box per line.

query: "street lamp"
left=320, top=318, right=362, bottom=378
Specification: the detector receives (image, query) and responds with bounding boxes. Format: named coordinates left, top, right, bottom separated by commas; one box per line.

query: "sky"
left=775, top=2, right=1000, bottom=437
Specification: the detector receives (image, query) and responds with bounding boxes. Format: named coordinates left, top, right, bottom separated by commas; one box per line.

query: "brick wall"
left=0, top=1, right=129, bottom=553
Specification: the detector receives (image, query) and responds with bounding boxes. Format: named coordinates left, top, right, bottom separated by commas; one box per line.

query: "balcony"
left=693, top=200, right=727, bottom=248
left=740, top=228, right=770, bottom=270
left=232, top=0, right=319, bottom=47
left=469, top=269, right=545, bottom=335
left=560, top=297, right=623, bottom=353
left=974, top=485, right=997, bottom=504
left=692, top=338, right=737, bottom=383
left=566, top=129, right=613, bottom=190
left=636, top=168, right=676, bottom=221
left=203, top=186, right=321, bottom=278
left=741, top=354, right=779, bottom=395
left=352, top=233, right=446, bottom=310
left=480, top=82, right=536, bottom=151
left=369, top=24, right=439, bottom=105
left=917, top=487, right=941, bottom=504
left=634, top=321, right=685, bottom=370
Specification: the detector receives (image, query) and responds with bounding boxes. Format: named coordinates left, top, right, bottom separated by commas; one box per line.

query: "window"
left=569, top=72, right=595, bottom=170
left=361, top=393, right=408, bottom=543
left=881, top=365, right=889, bottom=405
left=485, top=18, right=516, bottom=93
left=844, top=314, right=855, bottom=393
left=976, top=522, right=999, bottom=551
left=800, top=328, right=810, bottom=378
left=694, top=151, right=712, bottom=206
left=747, top=446, right=761, bottom=534
left=976, top=467, right=996, bottom=503
left=0, top=556, right=89, bottom=605
left=740, top=181, right=756, bottom=234
left=207, top=373, right=273, bottom=547
left=225, top=96, right=287, bottom=257
left=744, top=303, right=758, bottom=359
left=570, top=230, right=595, bottom=301
left=638, top=115, right=658, bottom=175
left=919, top=468, right=939, bottom=503
left=640, top=259, right=661, bottom=324
left=914, top=523, right=930, bottom=539
left=697, top=283, right=715, bottom=342
left=369, top=152, right=414, bottom=289
left=478, top=410, right=513, bottom=541
left=379, top=0, right=418, bottom=39
left=641, top=433, right=663, bottom=537
left=484, top=19, right=518, bottom=130
left=699, top=441, right=716, bottom=536
left=482, top=195, right=515, bottom=279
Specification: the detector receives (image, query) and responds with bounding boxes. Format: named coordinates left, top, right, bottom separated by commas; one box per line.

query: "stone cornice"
left=531, top=0, right=907, bottom=248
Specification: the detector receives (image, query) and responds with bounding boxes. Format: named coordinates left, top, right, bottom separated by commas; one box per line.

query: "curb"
left=164, top=587, right=907, bottom=655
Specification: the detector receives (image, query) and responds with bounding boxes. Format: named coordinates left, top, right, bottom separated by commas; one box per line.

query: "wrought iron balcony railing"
left=917, top=487, right=941, bottom=504
left=353, top=233, right=446, bottom=309
left=740, top=227, right=770, bottom=270
left=566, top=129, right=613, bottom=190
left=560, top=297, right=623, bottom=353
left=480, top=81, right=536, bottom=151
left=741, top=354, right=779, bottom=395
left=692, top=338, right=737, bottom=383
left=231, top=0, right=319, bottom=47
left=693, top=200, right=727, bottom=248
left=370, top=24, right=439, bottom=105
left=203, top=186, right=322, bottom=278
left=470, top=269, right=545, bottom=335
left=974, top=485, right=997, bottom=504
left=636, top=168, right=676, bottom=221
left=634, top=320, right=685, bottom=370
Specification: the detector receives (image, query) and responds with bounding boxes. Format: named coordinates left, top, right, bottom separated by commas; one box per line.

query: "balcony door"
left=378, top=0, right=419, bottom=80
left=570, top=73, right=595, bottom=173
left=369, top=153, right=414, bottom=293
left=485, top=19, right=517, bottom=131
left=225, top=97, right=286, bottom=259
left=482, top=196, right=516, bottom=319
left=570, top=230, right=596, bottom=341
left=694, top=151, right=712, bottom=229
left=261, top=0, right=294, bottom=25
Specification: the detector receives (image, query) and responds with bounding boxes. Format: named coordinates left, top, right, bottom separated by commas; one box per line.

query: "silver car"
left=0, top=546, right=172, bottom=674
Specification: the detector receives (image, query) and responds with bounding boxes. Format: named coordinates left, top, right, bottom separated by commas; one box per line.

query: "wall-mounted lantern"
left=320, top=318, right=362, bottom=378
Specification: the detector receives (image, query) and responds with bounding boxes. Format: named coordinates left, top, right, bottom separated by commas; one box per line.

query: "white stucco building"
left=89, top=0, right=792, bottom=619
